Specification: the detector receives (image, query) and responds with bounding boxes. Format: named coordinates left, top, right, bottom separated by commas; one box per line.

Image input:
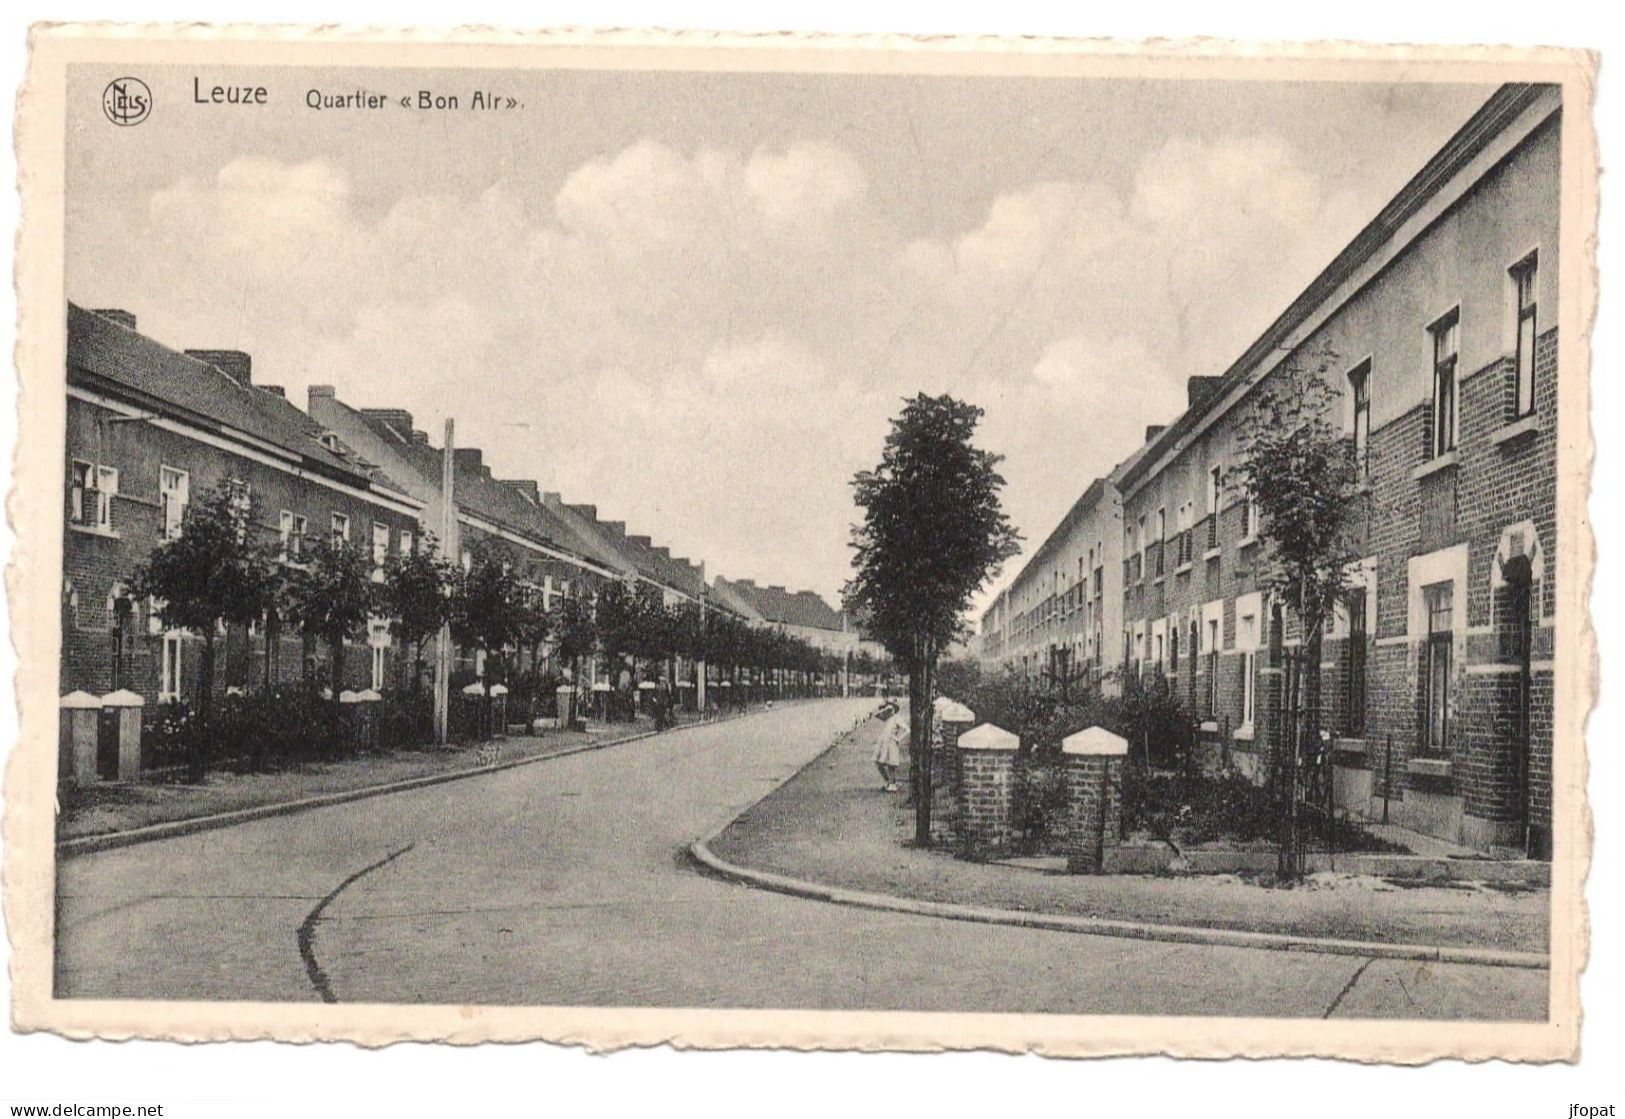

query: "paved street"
left=55, top=699, right=1546, bottom=1018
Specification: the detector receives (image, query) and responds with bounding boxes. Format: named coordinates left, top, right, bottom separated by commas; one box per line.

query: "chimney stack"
left=453, top=448, right=485, bottom=478
left=499, top=479, right=540, bottom=504
left=186, top=349, right=253, bottom=387
left=260, top=385, right=286, bottom=398
left=410, top=430, right=430, bottom=445
left=360, top=408, right=416, bottom=440
left=1186, top=375, right=1223, bottom=409
left=308, top=385, right=336, bottom=408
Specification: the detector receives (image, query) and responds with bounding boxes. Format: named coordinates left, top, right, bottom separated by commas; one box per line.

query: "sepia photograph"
left=5, top=26, right=1598, bottom=1063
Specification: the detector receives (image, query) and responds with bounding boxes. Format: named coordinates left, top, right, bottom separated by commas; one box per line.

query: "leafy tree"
left=380, top=534, right=456, bottom=694
left=129, top=482, right=279, bottom=781
left=551, top=591, right=597, bottom=686
left=1233, top=346, right=1362, bottom=880
left=845, top=394, right=1021, bottom=846
left=449, top=543, right=528, bottom=683
left=282, top=534, right=379, bottom=711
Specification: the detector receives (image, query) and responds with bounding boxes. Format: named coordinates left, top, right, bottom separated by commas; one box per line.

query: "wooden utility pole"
left=433, top=418, right=456, bottom=744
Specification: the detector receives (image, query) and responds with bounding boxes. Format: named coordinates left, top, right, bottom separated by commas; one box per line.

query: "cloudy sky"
left=66, top=66, right=1493, bottom=610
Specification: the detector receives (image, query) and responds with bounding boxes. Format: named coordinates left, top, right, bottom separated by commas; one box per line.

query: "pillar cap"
left=1062, top=726, right=1129, bottom=756
left=60, top=690, right=102, bottom=709
left=100, top=689, right=145, bottom=708
left=933, top=697, right=975, bottom=723
left=957, top=723, right=1018, bottom=751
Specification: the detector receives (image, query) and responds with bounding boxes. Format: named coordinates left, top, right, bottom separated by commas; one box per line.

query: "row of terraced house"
left=979, top=83, right=1562, bottom=856
left=61, top=301, right=878, bottom=716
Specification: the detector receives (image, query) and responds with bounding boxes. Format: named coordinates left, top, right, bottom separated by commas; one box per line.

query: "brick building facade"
left=988, top=83, right=1562, bottom=855
left=63, top=304, right=425, bottom=707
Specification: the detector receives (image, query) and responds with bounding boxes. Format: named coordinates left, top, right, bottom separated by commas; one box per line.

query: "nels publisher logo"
left=102, top=77, right=152, bottom=126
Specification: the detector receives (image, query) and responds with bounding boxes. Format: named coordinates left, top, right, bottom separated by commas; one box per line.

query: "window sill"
left=68, top=523, right=119, bottom=540
left=1233, top=723, right=1255, bottom=742
left=1407, top=757, right=1453, bottom=779
left=1199, top=720, right=1220, bottom=733
left=1203, top=546, right=1222, bottom=562
left=1411, top=451, right=1458, bottom=482
left=1490, top=413, right=1541, bottom=447
left=1175, top=562, right=1193, bottom=576
left=1237, top=534, right=1258, bottom=550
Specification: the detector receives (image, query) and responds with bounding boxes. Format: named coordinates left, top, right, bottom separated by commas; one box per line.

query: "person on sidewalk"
left=875, top=702, right=906, bottom=792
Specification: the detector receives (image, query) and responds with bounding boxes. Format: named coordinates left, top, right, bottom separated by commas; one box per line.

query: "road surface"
left=55, top=698, right=1546, bottom=1017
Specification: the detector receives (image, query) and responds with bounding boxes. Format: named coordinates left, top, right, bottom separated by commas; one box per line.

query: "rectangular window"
left=1206, top=619, right=1220, bottom=714
left=1423, top=581, right=1454, bottom=755
left=280, top=511, right=308, bottom=559
left=399, top=529, right=414, bottom=557
left=331, top=512, right=351, bottom=546
left=1238, top=611, right=1258, bottom=727
left=1512, top=254, right=1538, bottom=418
left=372, top=522, right=389, bottom=567
left=1207, top=465, right=1222, bottom=549
left=1242, top=650, right=1256, bottom=726
left=160, top=632, right=182, bottom=702
left=69, top=460, right=90, bottom=524
left=1349, top=361, right=1371, bottom=481
left=1431, top=310, right=1460, bottom=457
left=158, top=466, right=189, bottom=539
left=370, top=645, right=386, bottom=692
left=1345, top=589, right=1368, bottom=737
left=1155, top=508, right=1166, bottom=576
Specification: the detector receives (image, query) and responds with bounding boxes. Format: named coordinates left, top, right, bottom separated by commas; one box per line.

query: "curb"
left=59, top=701, right=805, bottom=859
left=687, top=732, right=1549, bottom=972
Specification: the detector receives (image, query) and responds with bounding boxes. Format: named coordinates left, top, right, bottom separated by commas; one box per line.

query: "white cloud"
left=71, top=128, right=1369, bottom=602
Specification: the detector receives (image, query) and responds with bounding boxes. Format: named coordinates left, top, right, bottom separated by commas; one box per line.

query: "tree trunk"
left=915, top=652, right=936, bottom=848
left=191, top=631, right=216, bottom=784
left=329, top=633, right=345, bottom=708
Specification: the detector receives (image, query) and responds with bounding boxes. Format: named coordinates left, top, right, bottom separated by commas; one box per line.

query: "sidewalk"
left=707, top=717, right=1549, bottom=954
left=59, top=705, right=754, bottom=845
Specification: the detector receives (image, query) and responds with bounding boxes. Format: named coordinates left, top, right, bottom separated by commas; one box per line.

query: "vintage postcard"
left=7, top=26, right=1597, bottom=1059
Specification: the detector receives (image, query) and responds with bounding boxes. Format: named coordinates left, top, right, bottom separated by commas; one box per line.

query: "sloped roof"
left=722, top=579, right=845, bottom=632
left=355, top=413, right=628, bottom=574
left=709, top=576, right=766, bottom=623
left=67, top=303, right=370, bottom=483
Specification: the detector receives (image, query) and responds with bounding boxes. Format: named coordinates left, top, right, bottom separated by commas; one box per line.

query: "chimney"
left=1187, top=375, right=1223, bottom=409
left=92, top=309, right=136, bottom=330
left=500, top=479, right=539, bottom=504
left=1145, top=424, right=1166, bottom=443
left=543, top=491, right=563, bottom=506
left=409, top=430, right=430, bottom=445
left=769, top=585, right=786, bottom=594
left=308, top=385, right=336, bottom=408
left=260, top=385, right=286, bottom=398
left=569, top=503, right=598, bottom=522
left=652, top=546, right=670, bottom=560
left=602, top=520, right=626, bottom=538
left=630, top=535, right=652, bottom=550
left=360, top=408, right=416, bottom=439
left=453, top=448, right=484, bottom=478
left=737, top=579, right=756, bottom=588
left=186, top=349, right=252, bottom=387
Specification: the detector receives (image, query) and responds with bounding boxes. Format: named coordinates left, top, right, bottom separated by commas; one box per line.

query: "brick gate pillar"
left=100, top=689, right=145, bottom=782
left=954, top=723, right=1019, bottom=856
left=1061, top=726, right=1129, bottom=874
left=59, top=691, right=101, bottom=784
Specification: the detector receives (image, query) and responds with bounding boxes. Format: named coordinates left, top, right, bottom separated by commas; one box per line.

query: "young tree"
left=380, top=535, right=456, bottom=695
left=448, top=543, right=527, bottom=684
left=129, top=482, right=278, bottom=781
left=282, top=534, right=379, bottom=712
left=1234, top=346, right=1362, bottom=880
left=551, top=591, right=597, bottom=687
left=846, top=393, right=1021, bottom=846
